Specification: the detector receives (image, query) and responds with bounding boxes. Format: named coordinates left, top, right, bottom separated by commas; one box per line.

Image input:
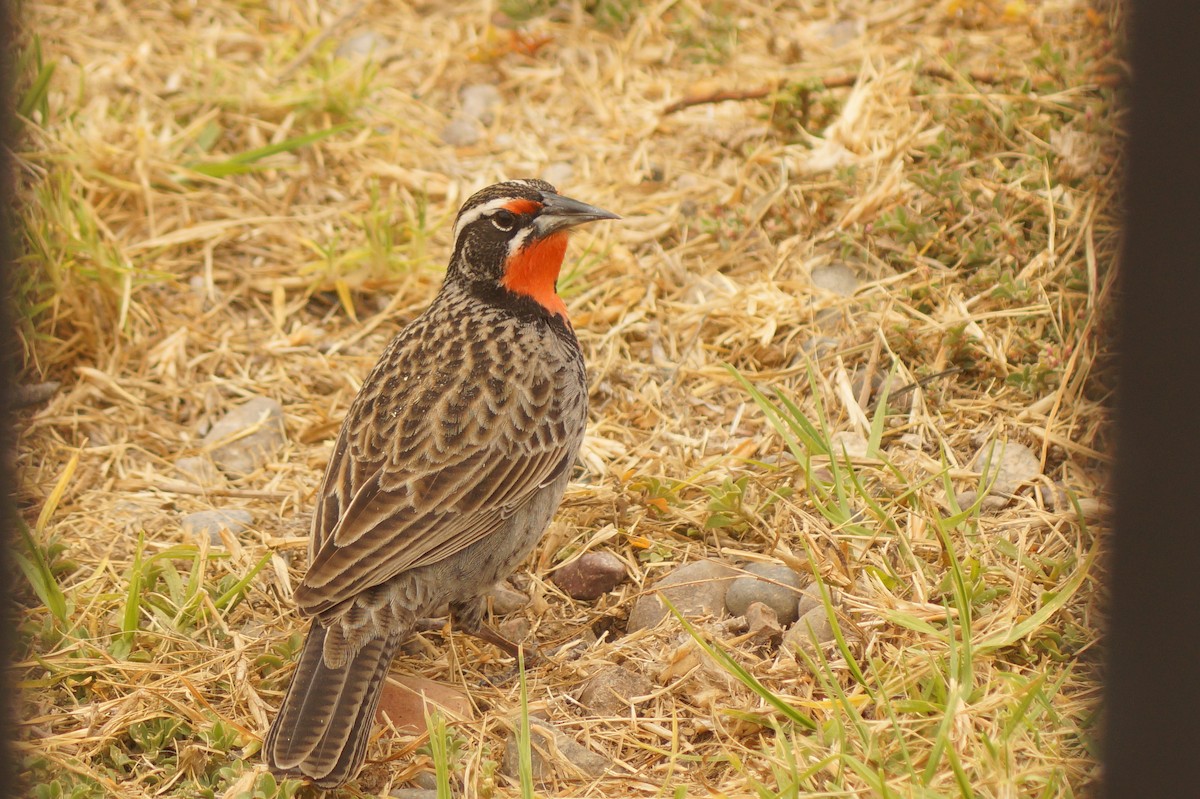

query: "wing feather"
left=292, top=310, right=584, bottom=617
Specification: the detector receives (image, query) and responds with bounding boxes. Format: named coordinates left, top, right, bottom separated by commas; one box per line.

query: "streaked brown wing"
left=294, top=442, right=568, bottom=615
left=293, top=347, right=577, bottom=616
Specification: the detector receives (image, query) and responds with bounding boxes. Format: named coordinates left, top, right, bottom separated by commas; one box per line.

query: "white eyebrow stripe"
left=453, top=196, right=525, bottom=243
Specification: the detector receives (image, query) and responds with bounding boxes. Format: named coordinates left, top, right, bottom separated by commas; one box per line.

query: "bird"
left=263, top=179, right=619, bottom=788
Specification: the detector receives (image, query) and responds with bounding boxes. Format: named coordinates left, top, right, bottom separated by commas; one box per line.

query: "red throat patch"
left=500, top=231, right=570, bottom=320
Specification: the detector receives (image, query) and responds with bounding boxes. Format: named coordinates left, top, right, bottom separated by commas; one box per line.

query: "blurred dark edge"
left=0, top=0, right=21, bottom=795
left=0, top=3, right=1198, bottom=799
left=1105, top=2, right=1200, bottom=797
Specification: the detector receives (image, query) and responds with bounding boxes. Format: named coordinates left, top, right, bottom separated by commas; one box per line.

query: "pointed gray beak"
left=533, top=192, right=621, bottom=237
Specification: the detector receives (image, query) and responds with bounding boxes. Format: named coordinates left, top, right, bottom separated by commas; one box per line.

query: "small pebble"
left=800, top=336, right=840, bottom=358
left=440, top=116, right=481, bottom=147
left=497, top=616, right=530, bottom=645
left=829, top=431, right=868, bottom=459
left=552, top=551, right=627, bottom=601
left=744, top=601, right=783, bottom=646
left=202, top=397, right=287, bottom=475
left=810, top=262, right=860, bottom=296
left=12, top=381, right=60, bottom=408
left=578, top=665, right=653, bottom=716
left=390, top=789, right=437, bottom=799
left=376, top=675, right=472, bottom=734
left=181, top=509, right=253, bottom=547
left=725, top=563, right=806, bottom=626
left=627, top=559, right=737, bottom=632
left=971, top=440, right=1041, bottom=497
left=812, top=17, right=864, bottom=48
left=460, top=84, right=501, bottom=124
left=784, top=604, right=838, bottom=660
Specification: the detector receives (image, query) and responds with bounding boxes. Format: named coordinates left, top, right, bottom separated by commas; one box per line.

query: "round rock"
left=725, top=563, right=806, bottom=626
left=578, top=665, right=654, bottom=716
left=810, top=262, right=859, bottom=296
left=552, top=551, right=627, bottom=601
left=201, top=397, right=287, bottom=475
left=784, top=604, right=837, bottom=661
left=627, top=559, right=737, bottom=632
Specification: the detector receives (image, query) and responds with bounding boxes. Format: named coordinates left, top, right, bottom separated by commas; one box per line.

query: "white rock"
left=202, top=397, right=287, bottom=475
left=810, top=262, right=860, bottom=296
left=182, top=509, right=253, bottom=546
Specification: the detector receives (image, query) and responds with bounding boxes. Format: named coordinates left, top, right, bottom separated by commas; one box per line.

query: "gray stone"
left=12, top=381, right=60, bottom=408
left=795, top=586, right=824, bottom=620
left=784, top=604, right=838, bottom=659
left=460, top=84, right=501, bottom=125
left=181, top=509, right=253, bottom=546
left=810, top=262, right=860, bottom=296
left=971, top=440, right=1041, bottom=497
left=440, top=116, right=481, bottom=147
left=501, top=718, right=608, bottom=779
left=202, top=397, right=287, bottom=475
left=813, top=17, right=864, bottom=48
left=578, top=666, right=653, bottom=716
left=725, top=563, right=806, bottom=626
left=627, top=559, right=737, bottom=632
left=552, top=551, right=627, bottom=601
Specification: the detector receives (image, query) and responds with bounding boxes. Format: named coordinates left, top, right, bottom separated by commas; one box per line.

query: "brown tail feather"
left=264, top=622, right=401, bottom=788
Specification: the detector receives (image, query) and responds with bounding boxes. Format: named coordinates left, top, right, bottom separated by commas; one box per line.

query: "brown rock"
left=553, top=551, right=627, bottom=601
left=375, top=675, right=473, bottom=734
left=578, top=666, right=654, bottom=716
left=745, top=601, right=783, bottom=646
left=488, top=582, right=530, bottom=615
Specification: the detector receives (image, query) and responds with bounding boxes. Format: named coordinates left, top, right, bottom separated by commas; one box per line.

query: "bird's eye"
left=491, top=209, right=517, bottom=231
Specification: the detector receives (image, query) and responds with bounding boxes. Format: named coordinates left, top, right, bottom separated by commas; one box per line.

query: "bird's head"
left=446, top=179, right=619, bottom=320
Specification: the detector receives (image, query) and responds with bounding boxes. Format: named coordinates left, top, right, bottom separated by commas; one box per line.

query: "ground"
left=15, top=0, right=1119, bottom=797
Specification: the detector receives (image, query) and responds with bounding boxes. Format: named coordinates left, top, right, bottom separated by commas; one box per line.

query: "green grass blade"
left=425, top=709, right=453, bottom=799
left=14, top=518, right=69, bottom=625
left=976, top=544, right=1097, bottom=654
left=726, top=365, right=810, bottom=464
left=664, top=597, right=817, bottom=730
left=185, top=123, right=354, bottom=178
left=772, top=385, right=830, bottom=457
left=213, top=551, right=273, bottom=611
left=866, top=371, right=891, bottom=457
left=18, top=57, right=55, bottom=120
left=517, top=649, right=535, bottom=799
left=112, top=531, right=147, bottom=658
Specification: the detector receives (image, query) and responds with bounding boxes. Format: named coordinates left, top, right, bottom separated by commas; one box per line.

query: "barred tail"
left=264, top=623, right=401, bottom=788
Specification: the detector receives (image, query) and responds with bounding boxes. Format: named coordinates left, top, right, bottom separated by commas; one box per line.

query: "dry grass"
left=14, top=0, right=1119, bottom=797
